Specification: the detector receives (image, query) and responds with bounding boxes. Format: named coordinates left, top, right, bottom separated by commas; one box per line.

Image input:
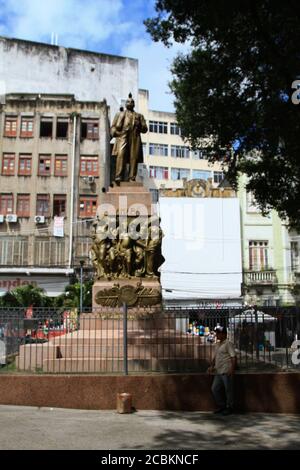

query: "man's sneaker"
left=222, top=407, right=234, bottom=416
left=213, top=408, right=226, bottom=414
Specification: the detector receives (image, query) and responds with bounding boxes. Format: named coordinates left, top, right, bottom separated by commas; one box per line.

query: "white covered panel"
left=159, top=197, right=242, bottom=299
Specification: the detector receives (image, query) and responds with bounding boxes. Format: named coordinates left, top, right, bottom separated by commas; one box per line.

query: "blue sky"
left=0, top=0, right=189, bottom=111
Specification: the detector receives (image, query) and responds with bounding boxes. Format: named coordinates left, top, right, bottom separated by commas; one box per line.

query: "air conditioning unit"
left=35, top=215, right=45, bottom=224
left=6, top=214, right=18, bottom=223
left=0, top=215, right=4, bottom=223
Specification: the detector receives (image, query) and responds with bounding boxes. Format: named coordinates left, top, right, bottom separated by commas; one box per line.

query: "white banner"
left=53, top=216, right=64, bottom=237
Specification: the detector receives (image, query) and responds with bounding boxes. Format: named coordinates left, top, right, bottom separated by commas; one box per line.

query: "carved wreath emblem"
left=95, top=283, right=161, bottom=307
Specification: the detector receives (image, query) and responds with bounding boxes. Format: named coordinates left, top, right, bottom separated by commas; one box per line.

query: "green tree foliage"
left=145, top=0, right=300, bottom=226
left=0, top=284, right=53, bottom=307
left=54, top=280, right=93, bottom=310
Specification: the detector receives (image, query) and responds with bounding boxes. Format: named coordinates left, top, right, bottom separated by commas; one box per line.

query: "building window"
left=4, top=116, right=18, bottom=137
left=142, top=142, right=147, bottom=155
left=40, top=117, right=53, bottom=138
left=149, top=120, right=168, bottom=134
left=192, top=149, right=209, bottom=160
left=2, top=153, right=15, bottom=175
left=149, top=143, right=168, bottom=157
left=80, top=156, right=99, bottom=176
left=170, top=122, right=181, bottom=135
left=149, top=166, right=169, bottom=179
left=213, top=171, right=224, bottom=184
left=0, top=194, right=14, bottom=215
left=79, top=196, right=98, bottom=217
left=20, top=117, right=34, bottom=138
left=54, top=155, right=68, bottom=176
left=38, top=155, right=51, bottom=176
left=75, top=238, right=92, bottom=265
left=19, top=155, right=32, bottom=176
left=36, top=194, right=50, bottom=216
left=81, top=120, right=99, bottom=140
left=53, top=195, right=67, bottom=217
left=171, top=168, right=190, bottom=180
left=17, top=194, right=30, bottom=217
left=291, top=241, right=299, bottom=271
left=56, top=118, right=69, bottom=139
left=0, top=237, right=28, bottom=266
left=192, top=170, right=211, bottom=180
left=34, top=238, right=65, bottom=266
left=249, top=241, right=269, bottom=271
left=171, top=145, right=190, bottom=158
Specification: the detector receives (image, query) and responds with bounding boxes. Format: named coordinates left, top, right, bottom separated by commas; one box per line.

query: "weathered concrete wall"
left=0, top=37, right=138, bottom=117
left=0, top=373, right=299, bottom=413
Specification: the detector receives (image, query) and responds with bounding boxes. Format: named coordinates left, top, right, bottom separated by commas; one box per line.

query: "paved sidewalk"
left=0, top=406, right=299, bottom=450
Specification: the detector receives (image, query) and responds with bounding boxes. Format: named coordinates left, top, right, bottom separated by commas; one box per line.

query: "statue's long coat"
left=111, top=110, right=148, bottom=164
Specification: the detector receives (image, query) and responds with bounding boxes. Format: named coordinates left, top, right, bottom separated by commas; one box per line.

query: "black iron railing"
left=0, top=306, right=299, bottom=374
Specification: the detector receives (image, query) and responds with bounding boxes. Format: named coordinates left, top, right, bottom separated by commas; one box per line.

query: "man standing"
left=111, top=93, right=148, bottom=183
left=208, top=326, right=236, bottom=415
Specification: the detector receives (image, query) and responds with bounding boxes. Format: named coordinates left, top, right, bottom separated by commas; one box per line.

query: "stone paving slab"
left=0, top=406, right=299, bottom=450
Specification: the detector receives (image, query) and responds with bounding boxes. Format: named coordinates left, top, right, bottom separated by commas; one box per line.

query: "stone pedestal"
left=98, top=182, right=156, bottom=216
left=92, top=181, right=163, bottom=313
left=92, top=278, right=162, bottom=311
left=16, top=313, right=213, bottom=373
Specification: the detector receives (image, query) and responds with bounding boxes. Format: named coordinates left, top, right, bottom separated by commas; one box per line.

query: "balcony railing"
left=244, top=270, right=277, bottom=285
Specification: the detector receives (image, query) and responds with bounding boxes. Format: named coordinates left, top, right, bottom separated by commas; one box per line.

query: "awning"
left=229, top=309, right=277, bottom=323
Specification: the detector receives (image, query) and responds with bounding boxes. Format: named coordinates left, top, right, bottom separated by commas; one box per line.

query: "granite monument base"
left=92, top=278, right=162, bottom=312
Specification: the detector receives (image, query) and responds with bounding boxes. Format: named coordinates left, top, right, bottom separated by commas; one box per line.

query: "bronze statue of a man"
left=111, top=93, right=148, bottom=183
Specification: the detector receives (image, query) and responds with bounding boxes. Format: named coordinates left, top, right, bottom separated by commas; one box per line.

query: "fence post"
left=254, top=306, right=260, bottom=361
left=123, top=302, right=128, bottom=376
left=79, top=260, right=84, bottom=314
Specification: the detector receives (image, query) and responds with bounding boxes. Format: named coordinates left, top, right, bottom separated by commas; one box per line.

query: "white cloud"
left=122, top=38, right=190, bottom=112
left=0, top=0, right=190, bottom=112
left=0, top=0, right=131, bottom=49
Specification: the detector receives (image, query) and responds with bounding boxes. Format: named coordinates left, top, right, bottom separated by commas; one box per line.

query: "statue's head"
left=125, top=92, right=135, bottom=111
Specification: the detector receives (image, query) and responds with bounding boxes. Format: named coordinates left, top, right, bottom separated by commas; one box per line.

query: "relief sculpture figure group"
left=91, top=215, right=164, bottom=280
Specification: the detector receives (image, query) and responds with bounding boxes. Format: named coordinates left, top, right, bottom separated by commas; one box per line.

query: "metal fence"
left=0, top=306, right=299, bottom=374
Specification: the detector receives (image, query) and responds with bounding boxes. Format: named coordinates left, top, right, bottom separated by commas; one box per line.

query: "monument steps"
left=24, top=339, right=202, bottom=346
left=80, top=317, right=179, bottom=331
left=42, top=357, right=209, bottom=373
left=16, top=341, right=215, bottom=372
left=55, top=343, right=197, bottom=358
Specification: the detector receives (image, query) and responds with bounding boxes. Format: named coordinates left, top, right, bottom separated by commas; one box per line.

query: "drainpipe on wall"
left=68, top=114, right=77, bottom=269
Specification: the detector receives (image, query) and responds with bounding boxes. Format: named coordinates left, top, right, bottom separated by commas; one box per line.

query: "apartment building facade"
left=0, top=93, right=110, bottom=296
left=138, top=89, right=225, bottom=201
left=239, top=175, right=300, bottom=307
